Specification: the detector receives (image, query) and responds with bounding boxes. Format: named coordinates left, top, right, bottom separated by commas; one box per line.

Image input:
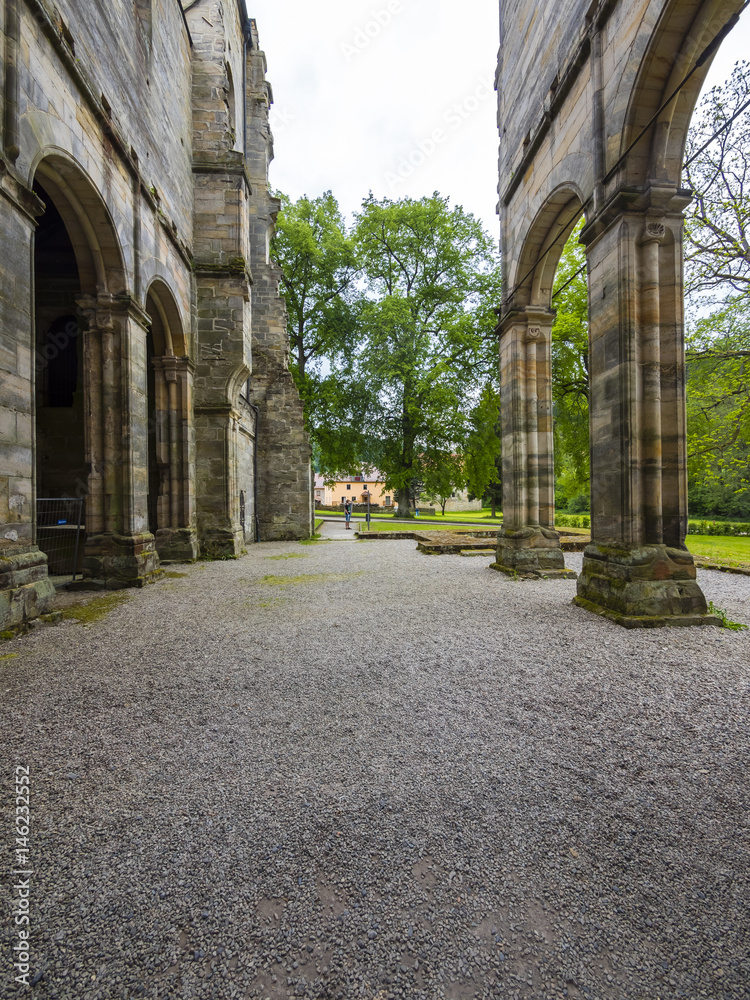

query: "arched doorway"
left=144, top=281, right=197, bottom=561
left=493, top=188, right=584, bottom=580
left=31, top=154, right=160, bottom=586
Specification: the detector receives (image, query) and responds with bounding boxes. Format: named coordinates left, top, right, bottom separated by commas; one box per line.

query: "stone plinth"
left=83, top=532, right=161, bottom=589
left=0, top=544, right=55, bottom=631
left=491, top=526, right=576, bottom=579
left=155, top=528, right=199, bottom=563
left=575, top=543, right=721, bottom=628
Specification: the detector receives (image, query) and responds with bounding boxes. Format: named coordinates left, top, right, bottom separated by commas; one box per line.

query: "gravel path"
left=1, top=539, right=749, bottom=1000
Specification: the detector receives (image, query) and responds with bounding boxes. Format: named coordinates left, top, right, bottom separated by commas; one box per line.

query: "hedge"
left=554, top=514, right=750, bottom=535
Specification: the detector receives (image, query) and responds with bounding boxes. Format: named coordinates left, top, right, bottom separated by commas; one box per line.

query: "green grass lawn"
left=685, top=534, right=750, bottom=569
left=356, top=521, right=483, bottom=533
left=321, top=508, right=503, bottom=525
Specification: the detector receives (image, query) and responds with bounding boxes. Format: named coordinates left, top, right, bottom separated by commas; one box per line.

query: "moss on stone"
left=260, top=572, right=362, bottom=586
left=60, top=592, right=131, bottom=624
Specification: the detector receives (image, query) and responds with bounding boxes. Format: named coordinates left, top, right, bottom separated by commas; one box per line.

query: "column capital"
left=152, top=355, right=196, bottom=379
left=76, top=293, right=151, bottom=331
left=497, top=307, right=555, bottom=341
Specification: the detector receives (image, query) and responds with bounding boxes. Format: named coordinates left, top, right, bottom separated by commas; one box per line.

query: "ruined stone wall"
left=244, top=21, right=313, bottom=541
left=496, top=0, right=743, bottom=623
left=0, top=0, right=310, bottom=627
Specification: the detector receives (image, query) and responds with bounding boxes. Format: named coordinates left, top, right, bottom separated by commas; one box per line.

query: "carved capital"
left=640, top=219, right=666, bottom=245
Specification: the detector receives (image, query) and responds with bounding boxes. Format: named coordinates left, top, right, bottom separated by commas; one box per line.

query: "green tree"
left=272, top=191, right=358, bottom=380
left=683, top=61, right=750, bottom=298
left=550, top=219, right=590, bottom=508
left=685, top=296, right=750, bottom=517
left=682, top=61, right=750, bottom=516
left=271, top=191, right=364, bottom=475
left=351, top=194, right=502, bottom=517
left=464, top=384, right=502, bottom=516
left=422, top=452, right=466, bottom=515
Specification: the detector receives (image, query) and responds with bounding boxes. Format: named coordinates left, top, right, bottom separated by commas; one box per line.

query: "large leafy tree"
left=550, top=220, right=590, bottom=508
left=463, top=384, right=502, bottom=516
left=683, top=61, right=750, bottom=298
left=272, top=191, right=358, bottom=380
left=682, top=60, right=750, bottom=517
left=352, top=194, right=501, bottom=516
left=271, top=192, right=365, bottom=474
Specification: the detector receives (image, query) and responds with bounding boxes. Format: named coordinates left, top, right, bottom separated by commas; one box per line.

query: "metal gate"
left=36, top=498, right=84, bottom=581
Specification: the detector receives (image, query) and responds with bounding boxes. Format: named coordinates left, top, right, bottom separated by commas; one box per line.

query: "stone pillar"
left=0, top=172, right=55, bottom=629
left=151, top=356, right=198, bottom=561
left=574, top=200, right=717, bottom=627
left=76, top=294, right=160, bottom=588
left=492, top=309, right=575, bottom=579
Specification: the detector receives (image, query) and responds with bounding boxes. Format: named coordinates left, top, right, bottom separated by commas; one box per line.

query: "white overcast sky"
left=248, top=1, right=749, bottom=240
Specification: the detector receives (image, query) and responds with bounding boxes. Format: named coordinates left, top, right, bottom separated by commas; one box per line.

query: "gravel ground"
left=1, top=539, right=749, bottom=1000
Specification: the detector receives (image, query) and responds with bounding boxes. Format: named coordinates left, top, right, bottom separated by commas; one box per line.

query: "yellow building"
left=314, top=474, right=393, bottom=507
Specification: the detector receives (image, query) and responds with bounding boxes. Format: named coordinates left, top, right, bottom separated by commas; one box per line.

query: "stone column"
left=151, top=356, right=198, bottom=561
left=76, top=294, right=160, bottom=587
left=575, top=201, right=717, bottom=626
left=492, top=309, right=575, bottom=579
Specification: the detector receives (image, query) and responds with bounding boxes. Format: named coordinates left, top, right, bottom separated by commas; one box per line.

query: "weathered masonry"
left=0, top=0, right=312, bottom=630
left=495, top=0, right=743, bottom=626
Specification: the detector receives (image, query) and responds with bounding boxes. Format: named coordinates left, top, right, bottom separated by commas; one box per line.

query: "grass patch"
left=0, top=652, right=19, bottom=660
left=59, top=592, right=131, bottom=624
left=266, top=553, right=308, bottom=561
left=707, top=600, right=747, bottom=630
left=260, top=572, right=362, bottom=586
left=359, top=522, right=487, bottom=533
left=163, top=571, right=188, bottom=578
left=685, top=535, right=750, bottom=569
left=321, top=509, right=503, bottom=525
left=299, top=536, right=330, bottom=545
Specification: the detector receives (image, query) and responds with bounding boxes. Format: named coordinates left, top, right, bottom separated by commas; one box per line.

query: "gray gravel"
left=1, top=539, right=749, bottom=1000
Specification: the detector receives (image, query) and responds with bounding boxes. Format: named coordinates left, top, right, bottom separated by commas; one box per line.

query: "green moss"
left=163, top=571, right=188, bottom=578
left=59, top=592, right=130, bottom=624
left=266, top=553, right=308, bottom=561
left=260, top=572, right=362, bottom=587
left=299, top=536, right=329, bottom=545
left=0, top=652, right=19, bottom=660
left=1, top=630, right=16, bottom=641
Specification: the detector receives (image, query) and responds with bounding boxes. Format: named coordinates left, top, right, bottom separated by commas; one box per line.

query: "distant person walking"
left=344, top=500, right=352, bottom=529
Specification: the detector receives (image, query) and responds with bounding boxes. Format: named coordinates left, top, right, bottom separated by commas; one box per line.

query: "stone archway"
left=494, top=188, right=584, bottom=580
left=496, top=0, right=745, bottom=626
left=144, top=280, right=198, bottom=561
left=31, top=153, right=159, bottom=587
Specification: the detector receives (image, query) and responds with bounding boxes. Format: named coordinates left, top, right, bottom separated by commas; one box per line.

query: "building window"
left=385, top=496, right=391, bottom=505
left=346, top=484, right=351, bottom=490
left=341, top=496, right=346, bottom=503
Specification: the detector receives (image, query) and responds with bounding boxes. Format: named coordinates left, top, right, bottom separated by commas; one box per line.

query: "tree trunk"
left=395, top=487, right=412, bottom=518
left=491, top=497, right=496, bottom=518
left=441, top=498, right=447, bottom=515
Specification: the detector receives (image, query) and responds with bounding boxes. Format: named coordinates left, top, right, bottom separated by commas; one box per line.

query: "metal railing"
left=36, top=498, right=84, bottom=581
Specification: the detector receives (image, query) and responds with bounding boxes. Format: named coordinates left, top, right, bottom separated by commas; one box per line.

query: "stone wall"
left=496, top=0, right=743, bottom=622
left=244, top=20, right=313, bottom=541
left=0, top=0, right=311, bottom=627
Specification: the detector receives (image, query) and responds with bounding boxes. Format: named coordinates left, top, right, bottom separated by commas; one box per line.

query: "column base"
left=198, top=527, right=243, bottom=560
left=574, top=542, right=721, bottom=628
left=0, top=543, right=56, bottom=632
left=490, top=525, right=577, bottom=579
left=83, top=532, right=161, bottom=588
left=155, top=527, right=199, bottom=563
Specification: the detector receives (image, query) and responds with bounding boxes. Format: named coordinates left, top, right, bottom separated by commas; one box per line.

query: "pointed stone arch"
left=497, top=0, right=744, bottom=625
left=495, top=188, right=585, bottom=579
left=31, top=152, right=159, bottom=587
left=143, top=279, right=198, bottom=561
